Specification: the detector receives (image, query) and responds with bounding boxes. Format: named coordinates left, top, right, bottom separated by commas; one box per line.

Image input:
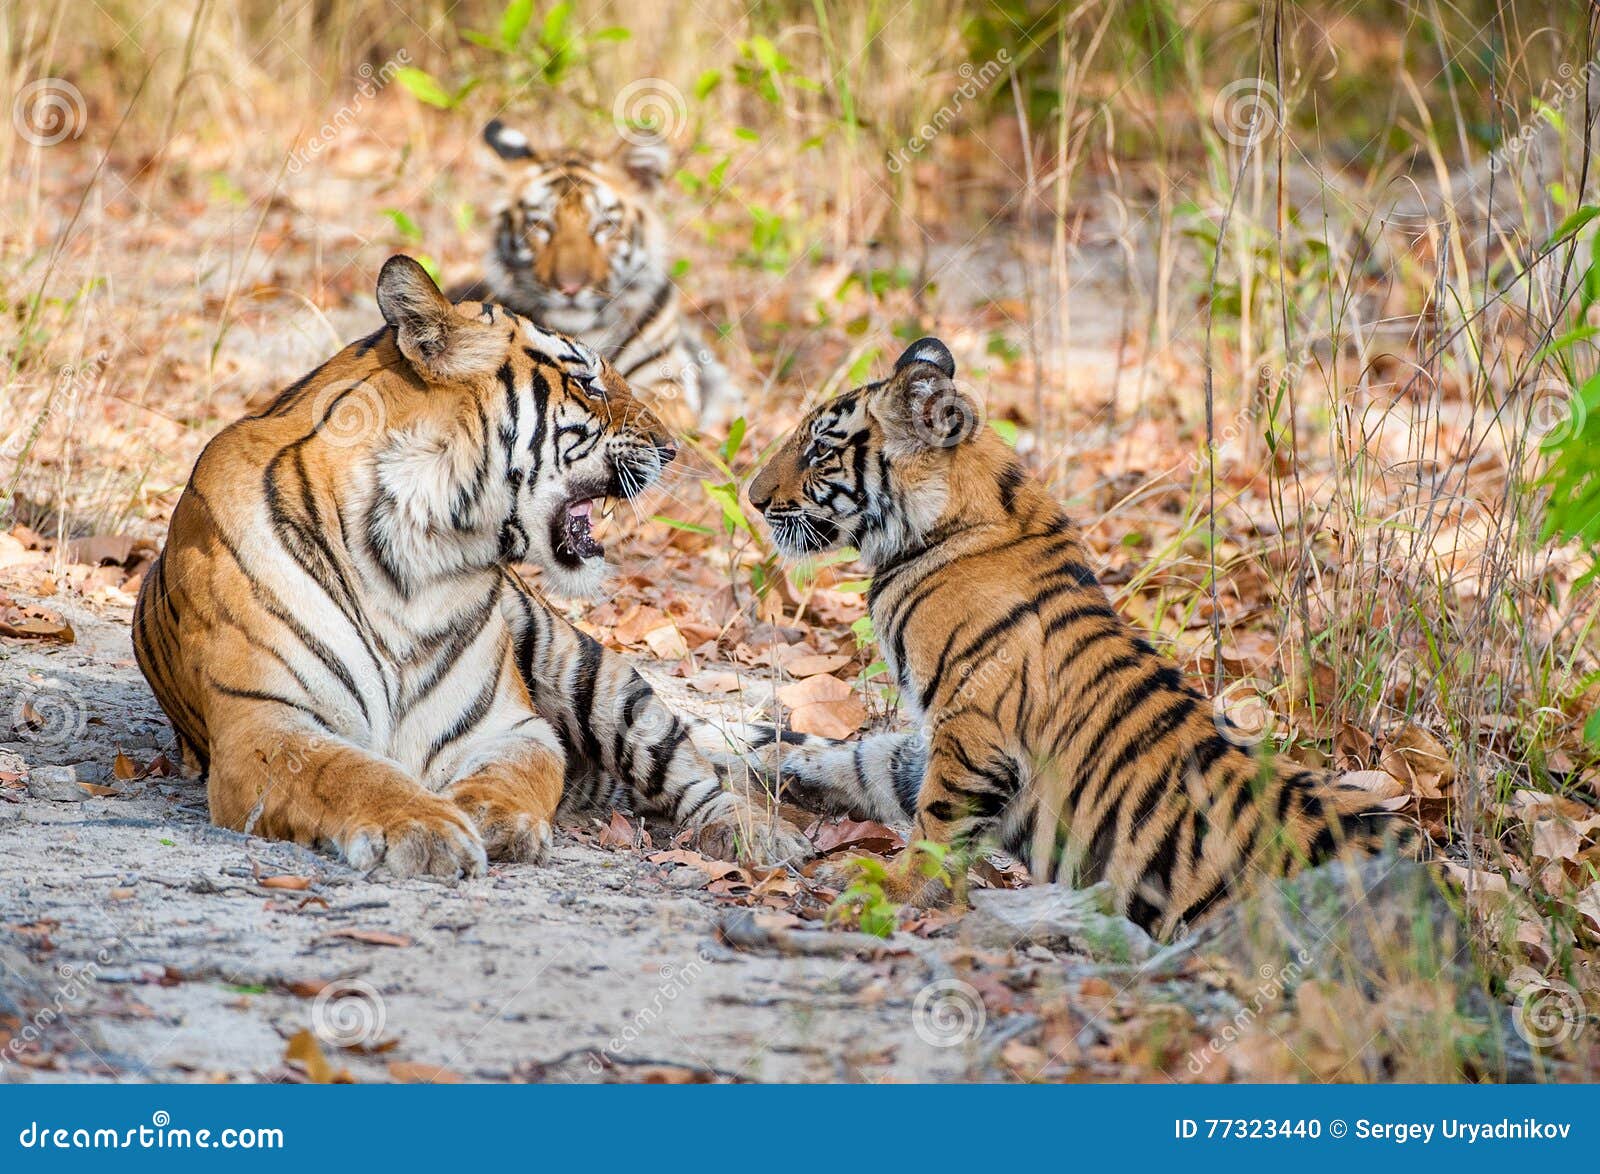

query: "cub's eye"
left=594, top=218, right=622, bottom=241
left=803, top=442, right=828, bottom=468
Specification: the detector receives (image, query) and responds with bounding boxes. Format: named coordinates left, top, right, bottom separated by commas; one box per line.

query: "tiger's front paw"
left=689, top=793, right=812, bottom=868
left=341, top=792, right=488, bottom=880
left=446, top=766, right=561, bottom=864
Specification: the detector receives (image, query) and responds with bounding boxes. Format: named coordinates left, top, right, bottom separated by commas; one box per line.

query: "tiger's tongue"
left=563, top=498, right=603, bottom=559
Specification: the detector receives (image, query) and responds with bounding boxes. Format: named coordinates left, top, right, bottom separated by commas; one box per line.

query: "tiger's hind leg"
left=855, top=712, right=1023, bottom=908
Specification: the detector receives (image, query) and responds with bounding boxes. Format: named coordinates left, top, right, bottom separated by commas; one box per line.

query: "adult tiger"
left=745, top=337, right=1417, bottom=938
left=450, top=119, right=736, bottom=431
left=133, top=256, right=805, bottom=878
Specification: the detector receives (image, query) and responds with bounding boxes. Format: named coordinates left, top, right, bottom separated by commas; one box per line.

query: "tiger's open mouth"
left=549, top=450, right=670, bottom=570
left=552, top=493, right=608, bottom=566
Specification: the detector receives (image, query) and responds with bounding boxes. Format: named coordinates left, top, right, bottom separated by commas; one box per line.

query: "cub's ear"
left=484, top=118, right=536, bottom=161
left=376, top=255, right=500, bottom=383
left=893, top=336, right=957, bottom=379
left=871, top=337, right=979, bottom=454
left=616, top=136, right=670, bottom=191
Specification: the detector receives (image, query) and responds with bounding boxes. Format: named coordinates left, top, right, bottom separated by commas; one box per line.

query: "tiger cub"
left=746, top=338, right=1416, bottom=938
left=133, top=255, right=807, bottom=878
left=452, top=119, right=736, bottom=432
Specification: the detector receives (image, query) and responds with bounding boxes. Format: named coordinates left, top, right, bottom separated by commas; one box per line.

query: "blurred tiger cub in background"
left=452, top=119, right=736, bottom=432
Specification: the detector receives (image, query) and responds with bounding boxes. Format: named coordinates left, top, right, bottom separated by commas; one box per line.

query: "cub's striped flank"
left=747, top=336, right=1418, bottom=938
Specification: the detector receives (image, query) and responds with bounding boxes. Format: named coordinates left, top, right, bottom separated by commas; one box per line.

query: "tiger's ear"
left=484, top=118, right=537, bottom=161
left=376, top=256, right=500, bottom=383
left=616, top=137, right=670, bottom=191
left=870, top=337, right=980, bottom=455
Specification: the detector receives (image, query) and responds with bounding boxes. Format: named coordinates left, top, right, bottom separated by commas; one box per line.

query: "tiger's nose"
left=558, top=281, right=584, bottom=297
left=747, top=483, right=772, bottom=511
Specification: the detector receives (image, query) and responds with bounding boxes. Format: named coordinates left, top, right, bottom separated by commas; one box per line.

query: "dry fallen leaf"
left=64, top=534, right=139, bottom=566
left=645, top=848, right=744, bottom=880
left=327, top=929, right=412, bottom=948
left=599, top=810, right=636, bottom=849
left=788, top=698, right=865, bottom=739
left=808, top=818, right=904, bottom=855
left=1530, top=814, right=1600, bottom=863
left=0, top=597, right=75, bottom=644
left=259, top=874, right=314, bottom=891
left=1381, top=723, right=1455, bottom=799
left=1442, top=862, right=1510, bottom=894
left=631, top=1063, right=715, bottom=1084
left=1572, top=882, right=1600, bottom=933
left=387, top=1061, right=463, bottom=1084
left=775, top=674, right=853, bottom=708
left=643, top=622, right=690, bottom=661
left=611, top=605, right=670, bottom=646
left=1337, top=769, right=1411, bottom=810
left=112, top=752, right=139, bottom=781
left=784, top=653, right=851, bottom=678
left=686, top=669, right=741, bottom=694
left=284, top=1029, right=351, bottom=1083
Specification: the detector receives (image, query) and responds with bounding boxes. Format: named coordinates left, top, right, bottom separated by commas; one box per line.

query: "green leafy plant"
left=1539, top=209, right=1600, bottom=560
left=827, top=841, right=963, bottom=939
left=827, top=856, right=900, bottom=938
left=393, top=66, right=477, bottom=111
left=378, top=209, right=440, bottom=281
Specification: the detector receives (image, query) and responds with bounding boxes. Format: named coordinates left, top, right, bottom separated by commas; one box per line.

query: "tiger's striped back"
left=748, top=337, right=1416, bottom=938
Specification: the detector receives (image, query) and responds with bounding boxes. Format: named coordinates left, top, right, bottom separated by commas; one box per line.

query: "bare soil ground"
left=0, top=590, right=1558, bottom=1084
left=1, top=594, right=970, bottom=1083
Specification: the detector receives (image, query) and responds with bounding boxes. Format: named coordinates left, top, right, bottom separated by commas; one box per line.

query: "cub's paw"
left=816, top=853, right=954, bottom=909
left=689, top=793, right=813, bottom=868
left=446, top=771, right=560, bottom=864
left=341, top=793, right=488, bottom=880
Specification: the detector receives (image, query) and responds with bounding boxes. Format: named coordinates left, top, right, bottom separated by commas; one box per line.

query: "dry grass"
left=3, top=0, right=1598, bottom=1078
